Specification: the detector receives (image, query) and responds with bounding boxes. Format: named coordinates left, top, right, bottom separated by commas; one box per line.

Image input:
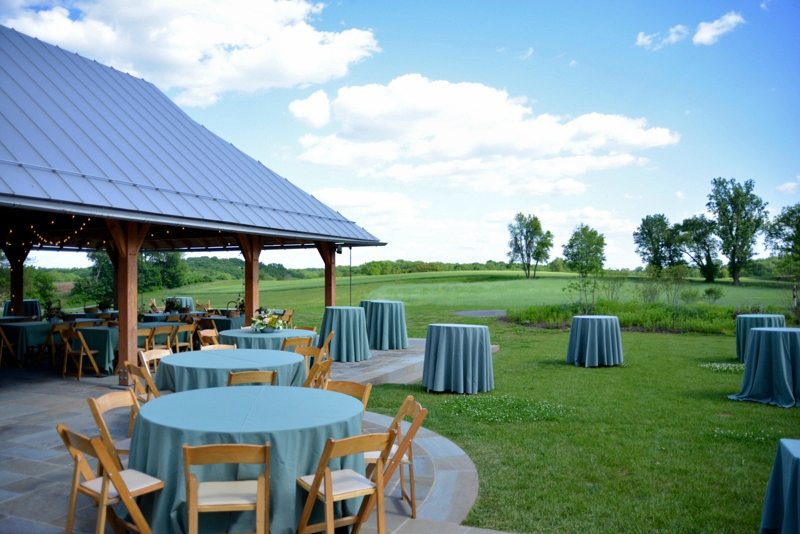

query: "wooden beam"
left=1, top=225, right=33, bottom=316
left=107, top=219, right=150, bottom=386
left=315, top=242, right=337, bottom=307
left=237, top=234, right=267, bottom=325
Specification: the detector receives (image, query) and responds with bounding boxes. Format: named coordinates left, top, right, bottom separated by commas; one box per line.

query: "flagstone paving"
left=0, top=343, right=510, bottom=534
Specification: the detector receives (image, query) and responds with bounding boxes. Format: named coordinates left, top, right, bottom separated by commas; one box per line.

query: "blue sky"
left=5, top=0, right=798, bottom=269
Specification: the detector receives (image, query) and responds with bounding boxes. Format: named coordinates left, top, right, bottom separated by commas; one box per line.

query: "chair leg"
left=375, top=462, right=386, bottom=534
left=65, top=466, right=81, bottom=534
left=95, top=502, right=108, bottom=534
left=324, top=472, right=334, bottom=534
left=408, top=461, right=417, bottom=519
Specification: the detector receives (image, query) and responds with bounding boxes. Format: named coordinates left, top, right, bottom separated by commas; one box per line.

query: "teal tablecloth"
left=0, top=316, right=37, bottom=323
left=128, top=386, right=363, bottom=534
left=566, top=316, right=624, bottom=367
left=166, top=297, right=194, bottom=311
left=360, top=300, right=408, bottom=350
left=761, top=438, right=800, bottom=533
left=218, top=329, right=317, bottom=351
left=3, top=299, right=40, bottom=317
left=155, top=349, right=305, bottom=391
left=84, top=311, right=119, bottom=319
left=207, top=314, right=245, bottom=330
left=0, top=321, right=51, bottom=359
left=737, top=314, right=786, bottom=363
left=318, top=306, right=371, bottom=363
left=729, top=328, right=800, bottom=408
left=422, top=324, right=494, bottom=394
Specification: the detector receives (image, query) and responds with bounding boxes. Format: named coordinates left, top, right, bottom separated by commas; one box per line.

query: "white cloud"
left=636, top=25, right=687, bottom=50
left=2, top=0, right=379, bottom=107
left=694, top=12, right=745, bottom=45
left=761, top=0, right=774, bottom=10
left=293, top=74, right=679, bottom=194
left=676, top=191, right=685, bottom=200
left=776, top=176, right=800, bottom=194
left=568, top=59, right=578, bottom=67
left=289, top=90, right=331, bottom=128
left=519, top=47, right=533, bottom=60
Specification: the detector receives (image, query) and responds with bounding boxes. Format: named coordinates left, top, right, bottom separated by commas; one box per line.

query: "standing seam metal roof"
left=0, top=25, right=379, bottom=244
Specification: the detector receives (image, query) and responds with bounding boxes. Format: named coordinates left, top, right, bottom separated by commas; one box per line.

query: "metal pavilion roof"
left=0, top=25, right=381, bottom=251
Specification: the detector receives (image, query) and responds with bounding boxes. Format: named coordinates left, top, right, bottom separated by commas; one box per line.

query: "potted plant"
left=97, top=297, right=113, bottom=312
left=163, top=299, right=180, bottom=314
left=44, top=298, right=63, bottom=322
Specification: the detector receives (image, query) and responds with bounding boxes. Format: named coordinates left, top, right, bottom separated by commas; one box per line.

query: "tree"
left=766, top=203, right=800, bottom=277
left=633, top=214, right=682, bottom=272
left=562, top=224, right=606, bottom=312
left=706, top=178, right=768, bottom=286
left=674, top=215, right=720, bottom=283
left=507, top=213, right=554, bottom=279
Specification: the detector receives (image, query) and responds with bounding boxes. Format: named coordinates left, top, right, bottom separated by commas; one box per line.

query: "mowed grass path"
left=141, top=271, right=798, bottom=532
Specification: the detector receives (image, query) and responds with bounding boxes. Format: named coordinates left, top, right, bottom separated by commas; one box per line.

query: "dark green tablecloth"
left=729, top=328, right=800, bottom=408
left=218, top=328, right=317, bottom=350
left=166, top=296, right=194, bottom=311
left=206, top=314, right=245, bottom=330
left=760, top=438, right=800, bottom=533
left=422, top=324, right=494, bottom=394
left=128, top=386, right=363, bottom=534
left=155, top=349, right=305, bottom=391
left=318, top=306, right=371, bottom=362
left=566, top=316, right=624, bottom=367
left=736, top=314, right=786, bottom=363
left=3, top=299, right=40, bottom=317
left=0, top=321, right=50, bottom=359
left=360, top=300, right=408, bottom=350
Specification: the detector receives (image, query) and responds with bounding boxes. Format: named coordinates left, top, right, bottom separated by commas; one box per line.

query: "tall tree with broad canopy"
left=766, top=203, right=800, bottom=277
left=562, top=224, right=605, bottom=312
left=674, top=215, right=720, bottom=283
left=507, top=213, right=554, bottom=279
left=706, top=178, right=768, bottom=286
left=633, top=214, right=682, bottom=272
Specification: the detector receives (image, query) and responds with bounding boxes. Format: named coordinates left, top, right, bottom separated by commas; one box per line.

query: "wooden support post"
left=106, top=242, right=120, bottom=311
left=316, top=242, right=337, bottom=307
left=1, top=225, right=33, bottom=316
left=237, top=234, right=266, bottom=326
left=107, top=220, right=149, bottom=386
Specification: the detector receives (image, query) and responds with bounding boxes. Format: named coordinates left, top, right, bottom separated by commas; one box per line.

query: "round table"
left=318, top=306, right=371, bottom=362
left=566, top=316, right=624, bottom=367
left=360, top=300, right=409, bottom=350
left=729, top=327, right=800, bottom=408
left=422, top=324, right=494, bottom=394
left=218, top=328, right=318, bottom=350
left=205, top=314, right=246, bottom=330
left=155, top=349, right=305, bottom=391
left=736, top=314, right=786, bottom=363
left=128, top=386, right=364, bottom=534
left=761, top=439, right=800, bottom=533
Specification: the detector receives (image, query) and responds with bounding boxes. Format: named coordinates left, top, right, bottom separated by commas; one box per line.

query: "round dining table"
left=422, top=324, right=494, bottom=394
left=128, top=386, right=364, bottom=534
left=761, top=438, right=800, bottom=533
left=217, top=328, right=318, bottom=350
left=155, top=349, right=305, bottom=391
left=360, top=300, right=409, bottom=350
left=735, top=314, right=786, bottom=363
left=318, top=306, right=371, bottom=362
left=566, top=315, right=624, bottom=367
left=729, top=327, right=800, bottom=407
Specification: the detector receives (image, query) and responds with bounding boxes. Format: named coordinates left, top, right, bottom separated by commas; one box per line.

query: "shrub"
left=680, top=288, right=701, bottom=304
left=704, top=286, right=725, bottom=304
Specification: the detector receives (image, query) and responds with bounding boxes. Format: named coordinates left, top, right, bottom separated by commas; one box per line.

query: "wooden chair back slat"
left=227, top=370, right=277, bottom=386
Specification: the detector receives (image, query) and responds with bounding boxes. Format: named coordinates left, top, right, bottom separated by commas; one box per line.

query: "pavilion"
left=0, top=25, right=383, bottom=384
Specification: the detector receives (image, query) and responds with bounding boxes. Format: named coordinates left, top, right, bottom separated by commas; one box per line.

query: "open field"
left=126, top=271, right=798, bottom=532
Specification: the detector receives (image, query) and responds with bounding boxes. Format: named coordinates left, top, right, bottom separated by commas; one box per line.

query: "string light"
left=29, top=216, right=92, bottom=247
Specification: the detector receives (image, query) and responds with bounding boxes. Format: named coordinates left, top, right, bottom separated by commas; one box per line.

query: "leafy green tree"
left=507, top=213, right=554, bottom=279
left=766, top=203, right=800, bottom=277
left=0, top=250, right=9, bottom=301
left=547, top=257, right=567, bottom=272
left=562, top=224, right=606, bottom=312
left=674, top=215, right=720, bottom=283
left=633, top=214, right=682, bottom=272
left=706, top=178, right=768, bottom=286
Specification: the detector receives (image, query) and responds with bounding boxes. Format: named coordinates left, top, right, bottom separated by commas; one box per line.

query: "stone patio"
left=0, top=342, right=509, bottom=534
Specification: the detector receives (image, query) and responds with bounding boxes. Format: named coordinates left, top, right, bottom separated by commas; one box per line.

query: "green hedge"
left=506, top=300, right=793, bottom=335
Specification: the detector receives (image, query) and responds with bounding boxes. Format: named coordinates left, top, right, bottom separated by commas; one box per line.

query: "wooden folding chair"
left=294, top=326, right=317, bottom=332
left=112, top=327, right=155, bottom=375
left=126, top=360, right=170, bottom=403
left=165, top=314, right=181, bottom=323
left=61, top=330, right=101, bottom=380
left=150, top=325, right=175, bottom=351
left=196, top=319, right=219, bottom=346
left=39, top=322, right=72, bottom=368
left=0, top=326, right=21, bottom=368
left=294, top=346, right=323, bottom=377
left=280, top=336, right=313, bottom=352
left=280, top=309, right=294, bottom=328
left=171, top=322, right=196, bottom=353
left=149, top=299, right=160, bottom=313
left=183, top=442, right=270, bottom=534
left=363, top=396, right=429, bottom=519
left=227, top=370, right=277, bottom=386
left=87, top=389, right=140, bottom=467
left=57, top=424, right=163, bottom=534
left=200, top=344, right=237, bottom=351
left=139, top=348, right=172, bottom=374
left=325, top=381, right=372, bottom=413
left=303, top=359, right=332, bottom=389
left=296, top=431, right=396, bottom=534
left=319, top=331, right=335, bottom=379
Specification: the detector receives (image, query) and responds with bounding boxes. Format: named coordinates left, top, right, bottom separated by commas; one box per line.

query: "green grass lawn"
left=139, top=271, right=798, bottom=532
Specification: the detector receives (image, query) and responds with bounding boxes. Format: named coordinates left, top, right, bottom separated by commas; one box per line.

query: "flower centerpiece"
left=250, top=312, right=286, bottom=333
left=163, top=298, right=180, bottom=314
left=44, top=298, right=63, bottom=322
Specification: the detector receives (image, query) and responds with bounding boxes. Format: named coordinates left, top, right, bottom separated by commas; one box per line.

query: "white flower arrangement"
left=251, top=312, right=285, bottom=331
